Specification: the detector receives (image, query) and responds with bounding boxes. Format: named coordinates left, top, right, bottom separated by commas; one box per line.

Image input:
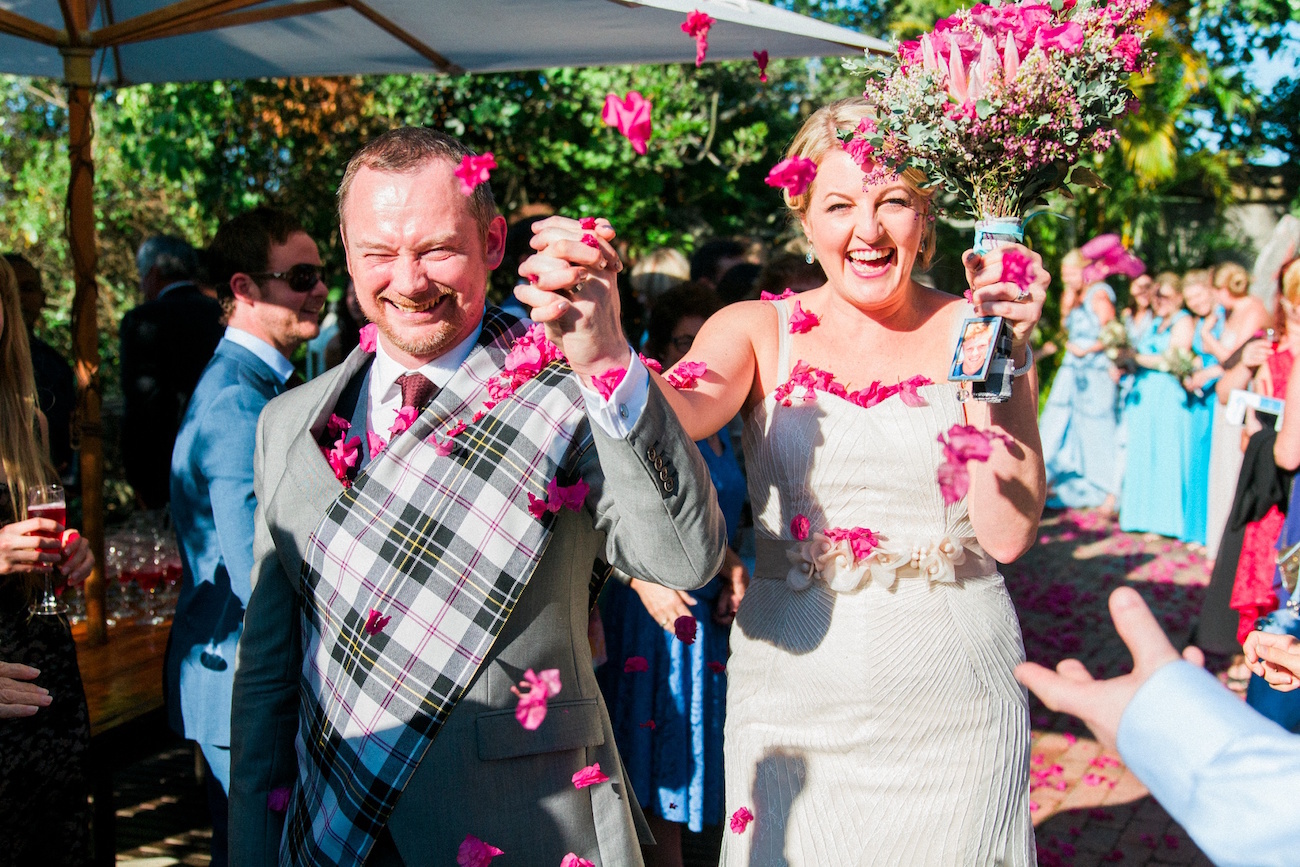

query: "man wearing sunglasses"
left=167, top=207, right=327, bottom=867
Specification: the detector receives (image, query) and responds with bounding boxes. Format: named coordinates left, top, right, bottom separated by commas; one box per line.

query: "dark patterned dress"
left=0, top=482, right=92, bottom=864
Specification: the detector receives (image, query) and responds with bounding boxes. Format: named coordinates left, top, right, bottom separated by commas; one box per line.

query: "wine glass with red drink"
left=27, top=483, right=67, bottom=616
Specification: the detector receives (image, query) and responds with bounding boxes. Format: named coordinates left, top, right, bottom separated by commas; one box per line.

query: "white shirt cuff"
left=577, top=351, right=649, bottom=440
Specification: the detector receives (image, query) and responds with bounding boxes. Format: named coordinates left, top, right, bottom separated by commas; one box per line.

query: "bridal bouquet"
left=845, top=0, right=1152, bottom=224
left=1160, top=346, right=1198, bottom=380
left=1099, top=318, right=1130, bottom=361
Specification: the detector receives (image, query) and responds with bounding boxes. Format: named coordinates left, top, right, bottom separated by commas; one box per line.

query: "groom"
left=229, top=127, right=726, bottom=866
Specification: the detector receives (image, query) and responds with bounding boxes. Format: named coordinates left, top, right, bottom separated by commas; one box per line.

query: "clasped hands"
left=515, top=216, right=630, bottom=386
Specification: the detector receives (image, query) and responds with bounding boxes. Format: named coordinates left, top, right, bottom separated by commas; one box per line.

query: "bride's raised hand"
left=964, top=244, right=1049, bottom=350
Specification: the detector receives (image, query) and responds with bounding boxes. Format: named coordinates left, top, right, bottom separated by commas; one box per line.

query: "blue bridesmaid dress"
left=1119, top=311, right=1192, bottom=538
left=596, top=425, right=746, bottom=831
left=1039, top=283, right=1119, bottom=508
left=1181, top=307, right=1225, bottom=545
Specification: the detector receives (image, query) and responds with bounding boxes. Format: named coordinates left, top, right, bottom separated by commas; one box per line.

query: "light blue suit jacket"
left=166, top=339, right=288, bottom=750
left=1118, top=660, right=1300, bottom=866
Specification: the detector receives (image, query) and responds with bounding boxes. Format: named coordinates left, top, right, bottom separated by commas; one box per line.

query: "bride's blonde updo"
left=783, top=98, right=937, bottom=270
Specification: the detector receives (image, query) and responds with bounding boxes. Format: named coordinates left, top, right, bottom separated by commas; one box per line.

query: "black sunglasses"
left=249, top=263, right=324, bottom=293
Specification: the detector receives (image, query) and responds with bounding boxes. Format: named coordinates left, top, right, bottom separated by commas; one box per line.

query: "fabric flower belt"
left=754, top=534, right=995, bottom=593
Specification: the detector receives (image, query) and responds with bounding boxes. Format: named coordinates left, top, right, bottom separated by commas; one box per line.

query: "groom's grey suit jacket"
left=228, top=328, right=726, bottom=866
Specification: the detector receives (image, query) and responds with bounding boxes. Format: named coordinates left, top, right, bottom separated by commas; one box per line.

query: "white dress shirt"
left=367, top=318, right=648, bottom=441
left=1118, top=660, right=1300, bottom=867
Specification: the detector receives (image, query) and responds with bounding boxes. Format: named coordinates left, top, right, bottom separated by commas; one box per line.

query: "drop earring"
left=804, top=249, right=815, bottom=264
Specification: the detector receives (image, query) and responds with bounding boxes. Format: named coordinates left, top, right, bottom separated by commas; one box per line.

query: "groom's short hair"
left=337, top=127, right=498, bottom=243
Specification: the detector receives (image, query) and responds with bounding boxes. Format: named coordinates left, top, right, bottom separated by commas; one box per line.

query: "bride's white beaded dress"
left=721, top=299, right=1034, bottom=866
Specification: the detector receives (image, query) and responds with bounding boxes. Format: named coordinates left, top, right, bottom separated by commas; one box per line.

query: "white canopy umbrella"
left=0, top=0, right=889, bottom=642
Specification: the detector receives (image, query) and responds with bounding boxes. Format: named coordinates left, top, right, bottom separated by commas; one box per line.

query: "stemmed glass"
left=27, top=483, right=67, bottom=616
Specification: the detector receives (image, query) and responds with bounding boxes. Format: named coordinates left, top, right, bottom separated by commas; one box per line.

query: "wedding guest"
left=1120, top=272, right=1194, bottom=539
left=1017, top=586, right=1299, bottom=867
left=536, top=99, right=1049, bottom=864
left=715, top=262, right=762, bottom=307
left=689, top=238, right=749, bottom=291
left=1112, top=272, right=1155, bottom=498
left=1038, top=247, right=1120, bottom=511
left=630, top=248, right=690, bottom=310
left=0, top=257, right=95, bottom=865
left=1181, top=269, right=1226, bottom=546
left=1204, top=261, right=1272, bottom=556
left=596, top=283, right=749, bottom=867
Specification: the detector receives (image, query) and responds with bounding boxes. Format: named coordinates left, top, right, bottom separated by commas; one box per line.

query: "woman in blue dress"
left=1181, top=270, right=1226, bottom=546
left=596, top=283, right=749, bottom=867
left=1039, top=248, right=1120, bottom=510
left=1120, top=273, right=1196, bottom=538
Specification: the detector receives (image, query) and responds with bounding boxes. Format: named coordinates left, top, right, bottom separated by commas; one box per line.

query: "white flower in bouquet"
left=1099, top=318, right=1130, bottom=360
left=1159, top=346, right=1198, bottom=380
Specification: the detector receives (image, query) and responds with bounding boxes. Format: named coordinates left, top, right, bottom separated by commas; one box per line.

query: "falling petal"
left=571, top=763, right=610, bottom=789
left=457, top=834, right=504, bottom=867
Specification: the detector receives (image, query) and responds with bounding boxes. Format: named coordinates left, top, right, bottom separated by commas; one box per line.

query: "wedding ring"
left=1014, top=289, right=1032, bottom=303
left=661, top=619, right=671, bottom=629
left=574, top=280, right=585, bottom=294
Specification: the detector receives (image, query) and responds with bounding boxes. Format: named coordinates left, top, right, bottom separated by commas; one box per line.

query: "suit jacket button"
left=659, top=467, right=669, bottom=481
left=663, top=478, right=674, bottom=492
left=647, top=446, right=658, bottom=461
left=653, top=457, right=664, bottom=471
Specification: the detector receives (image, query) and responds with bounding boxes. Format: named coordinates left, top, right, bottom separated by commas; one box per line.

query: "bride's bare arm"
left=650, top=301, right=770, bottom=441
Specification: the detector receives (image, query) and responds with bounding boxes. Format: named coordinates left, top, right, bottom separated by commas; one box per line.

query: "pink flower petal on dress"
left=764, top=156, right=818, bottom=196
left=707, top=660, right=726, bottom=674
left=561, top=855, right=594, bottom=867
left=788, top=299, right=820, bottom=334
left=453, top=152, right=497, bottom=196
left=571, top=763, right=610, bottom=789
left=388, top=406, right=419, bottom=438
left=681, top=9, right=715, bottom=66
left=791, top=514, right=810, bottom=541
left=674, top=615, right=697, bottom=645
left=754, top=49, right=769, bottom=83
left=639, top=353, right=663, bottom=374
left=367, top=430, right=387, bottom=457
left=358, top=322, right=378, bottom=353
left=624, top=655, right=649, bottom=673
left=579, top=217, right=598, bottom=231
left=267, top=786, right=291, bottom=813
left=602, top=91, right=653, bottom=155
left=759, top=288, right=796, bottom=301
left=592, top=367, right=626, bottom=400
left=730, top=806, right=754, bottom=833
left=363, top=608, right=391, bottom=636
left=896, top=375, right=933, bottom=407
left=457, top=834, right=504, bottom=867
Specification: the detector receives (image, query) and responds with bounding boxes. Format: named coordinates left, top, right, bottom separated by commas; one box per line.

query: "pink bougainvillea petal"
left=326, top=413, right=351, bottom=439
left=431, top=434, right=455, bottom=457
left=579, top=216, right=598, bottom=231
left=457, top=834, right=504, bottom=867
left=367, top=430, right=387, bottom=457
left=788, top=299, right=820, bottom=334
left=707, top=660, right=726, bottom=674
left=446, top=419, right=468, bottom=438
left=623, top=655, right=649, bottom=673
left=358, top=322, right=378, bottom=353
left=581, top=233, right=599, bottom=248
left=592, top=367, right=626, bottom=400
left=765, top=156, right=818, bottom=197
left=572, top=763, right=610, bottom=789
left=1001, top=248, right=1034, bottom=290
left=639, top=353, right=664, bottom=374
left=760, top=288, right=796, bottom=301
left=754, top=49, right=769, bottom=83
left=791, top=514, right=810, bottom=541
left=388, top=406, right=419, bottom=438
left=602, top=91, right=653, bottom=155
left=453, top=152, right=497, bottom=196
left=561, top=855, right=595, bottom=867
left=471, top=410, right=485, bottom=423
left=327, top=434, right=362, bottom=483
left=665, top=360, right=707, bottom=390
left=674, top=615, right=697, bottom=645
left=363, top=608, right=392, bottom=636
left=680, top=9, right=715, bottom=66
left=936, top=424, right=1013, bottom=505
left=639, top=719, right=657, bottom=729
left=267, top=786, right=291, bottom=813
left=527, top=493, right=549, bottom=520
left=512, top=668, right=562, bottom=730
left=730, top=806, right=755, bottom=833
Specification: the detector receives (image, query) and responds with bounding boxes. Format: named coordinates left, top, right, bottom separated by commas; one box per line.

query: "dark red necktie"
left=396, top=372, right=437, bottom=411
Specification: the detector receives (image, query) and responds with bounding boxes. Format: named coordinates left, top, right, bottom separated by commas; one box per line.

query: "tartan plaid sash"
left=284, top=311, right=591, bottom=866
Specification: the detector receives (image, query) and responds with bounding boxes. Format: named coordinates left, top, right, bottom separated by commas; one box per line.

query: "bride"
left=671, top=99, right=1044, bottom=864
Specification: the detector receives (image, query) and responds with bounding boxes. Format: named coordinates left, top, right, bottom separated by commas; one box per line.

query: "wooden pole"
left=62, top=47, right=107, bottom=646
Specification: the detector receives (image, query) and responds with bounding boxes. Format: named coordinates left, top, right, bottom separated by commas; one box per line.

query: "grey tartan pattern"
left=284, top=312, right=592, bottom=866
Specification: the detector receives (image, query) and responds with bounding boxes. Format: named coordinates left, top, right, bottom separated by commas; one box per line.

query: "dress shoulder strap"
left=773, top=299, right=793, bottom=382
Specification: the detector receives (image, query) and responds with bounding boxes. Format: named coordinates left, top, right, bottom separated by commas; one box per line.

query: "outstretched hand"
left=1014, top=587, right=1200, bottom=751
left=515, top=216, right=629, bottom=382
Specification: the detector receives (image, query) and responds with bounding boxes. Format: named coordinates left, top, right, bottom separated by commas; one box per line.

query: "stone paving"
left=116, top=508, right=1224, bottom=865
